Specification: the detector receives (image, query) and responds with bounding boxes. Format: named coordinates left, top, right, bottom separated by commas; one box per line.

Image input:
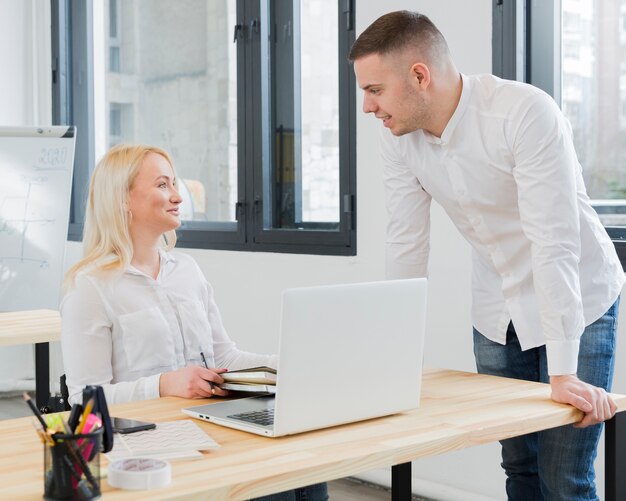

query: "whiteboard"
left=0, top=126, right=75, bottom=390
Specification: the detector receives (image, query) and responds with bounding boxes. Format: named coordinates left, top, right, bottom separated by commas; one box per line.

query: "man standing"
left=350, top=10, right=624, bottom=501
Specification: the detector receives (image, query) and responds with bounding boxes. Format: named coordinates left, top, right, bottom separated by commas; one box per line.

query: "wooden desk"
left=0, top=310, right=61, bottom=411
left=2, top=368, right=625, bottom=500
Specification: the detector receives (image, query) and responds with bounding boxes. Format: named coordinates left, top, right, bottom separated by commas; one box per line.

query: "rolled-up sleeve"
left=510, top=92, right=584, bottom=376
left=380, top=126, right=432, bottom=280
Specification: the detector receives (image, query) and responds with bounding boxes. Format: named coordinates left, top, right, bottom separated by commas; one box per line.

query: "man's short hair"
left=348, top=10, right=449, bottom=64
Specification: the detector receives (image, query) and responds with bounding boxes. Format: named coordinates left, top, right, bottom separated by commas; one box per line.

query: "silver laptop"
left=183, top=279, right=427, bottom=437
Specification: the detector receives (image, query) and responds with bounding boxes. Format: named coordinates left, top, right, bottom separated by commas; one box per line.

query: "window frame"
left=492, top=0, right=626, bottom=269
left=52, top=0, right=356, bottom=256
left=52, top=0, right=95, bottom=242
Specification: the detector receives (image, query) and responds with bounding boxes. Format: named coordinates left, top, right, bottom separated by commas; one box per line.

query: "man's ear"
left=410, top=62, right=431, bottom=89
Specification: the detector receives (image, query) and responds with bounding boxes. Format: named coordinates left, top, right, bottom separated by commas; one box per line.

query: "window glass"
left=300, top=0, right=339, bottom=223
left=97, top=0, right=238, bottom=223
left=264, top=0, right=340, bottom=230
left=59, top=0, right=355, bottom=254
left=561, top=0, right=626, bottom=225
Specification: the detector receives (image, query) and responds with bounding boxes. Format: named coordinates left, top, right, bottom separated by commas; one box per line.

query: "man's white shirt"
left=381, top=73, right=624, bottom=376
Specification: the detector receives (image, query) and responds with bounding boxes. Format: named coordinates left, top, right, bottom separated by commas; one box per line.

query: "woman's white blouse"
left=61, top=250, right=277, bottom=405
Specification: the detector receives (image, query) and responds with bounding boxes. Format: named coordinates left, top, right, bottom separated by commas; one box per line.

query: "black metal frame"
left=390, top=416, right=626, bottom=500
left=51, top=0, right=94, bottom=242
left=606, top=227, right=626, bottom=270
left=52, top=0, right=356, bottom=256
left=492, top=0, right=527, bottom=81
left=34, top=343, right=50, bottom=412
left=606, top=413, right=626, bottom=501
left=391, top=463, right=411, bottom=501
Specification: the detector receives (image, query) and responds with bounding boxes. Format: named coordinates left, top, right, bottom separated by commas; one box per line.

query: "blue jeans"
left=473, top=298, right=620, bottom=501
left=249, top=483, right=328, bottom=501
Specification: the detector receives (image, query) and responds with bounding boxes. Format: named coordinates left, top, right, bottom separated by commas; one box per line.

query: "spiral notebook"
left=105, top=420, right=219, bottom=461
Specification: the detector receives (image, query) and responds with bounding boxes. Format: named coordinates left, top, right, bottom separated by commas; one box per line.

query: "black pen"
left=62, top=454, right=94, bottom=499
left=67, top=404, right=83, bottom=433
left=200, top=351, right=215, bottom=393
left=23, top=392, right=47, bottom=430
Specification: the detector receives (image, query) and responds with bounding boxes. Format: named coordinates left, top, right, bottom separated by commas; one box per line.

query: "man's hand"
left=550, top=374, right=616, bottom=428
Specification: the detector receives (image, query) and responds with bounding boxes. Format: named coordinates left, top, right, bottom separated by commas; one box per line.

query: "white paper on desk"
left=105, top=420, right=219, bottom=462
left=105, top=447, right=204, bottom=462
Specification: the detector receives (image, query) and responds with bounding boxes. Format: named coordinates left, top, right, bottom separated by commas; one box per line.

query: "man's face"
left=354, top=53, right=430, bottom=136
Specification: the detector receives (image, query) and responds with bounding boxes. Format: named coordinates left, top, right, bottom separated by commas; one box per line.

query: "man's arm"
left=380, top=128, right=432, bottom=280
left=510, top=91, right=616, bottom=426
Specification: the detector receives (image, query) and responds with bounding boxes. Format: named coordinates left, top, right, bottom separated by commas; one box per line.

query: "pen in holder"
left=43, top=427, right=103, bottom=501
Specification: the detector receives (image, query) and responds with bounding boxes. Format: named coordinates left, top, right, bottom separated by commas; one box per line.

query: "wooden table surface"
left=0, top=309, right=61, bottom=346
left=2, top=368, right=625, bottom=500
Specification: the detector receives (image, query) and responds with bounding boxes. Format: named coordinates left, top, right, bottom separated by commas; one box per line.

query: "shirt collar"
left=158, top=248, right=176, bottom=265
left=124, top=248, right=176, bottom=278
left=423, top=72, right=471, bottom=146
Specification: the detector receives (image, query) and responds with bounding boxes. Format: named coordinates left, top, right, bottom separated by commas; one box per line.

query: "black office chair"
left=56, top=374, right=72, bottom=411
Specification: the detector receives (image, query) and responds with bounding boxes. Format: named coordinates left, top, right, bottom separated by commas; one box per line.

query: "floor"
left=328, top=477, right=431, bottom=500
left=0, top=393, right=432, bottom=500
left=0, top=392, right=30, bottom=419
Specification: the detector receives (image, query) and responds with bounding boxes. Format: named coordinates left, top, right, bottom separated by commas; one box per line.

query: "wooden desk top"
left=0, top=310, right=61, bottom=346
left=2, top=368, right=625, bottom=500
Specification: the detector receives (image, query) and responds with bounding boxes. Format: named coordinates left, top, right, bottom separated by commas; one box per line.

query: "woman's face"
left=127, top=152, right=182, bottom=236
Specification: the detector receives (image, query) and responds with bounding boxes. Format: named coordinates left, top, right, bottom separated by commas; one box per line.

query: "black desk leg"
left=392, top=462, right=412, bottom=501
left=605, top=412, right=626, bottom=501
left=34, top=342, right=50, bottom=413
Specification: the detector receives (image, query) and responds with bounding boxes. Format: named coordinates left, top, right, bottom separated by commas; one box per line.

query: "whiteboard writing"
left=0, top=127, right=75, bottom=390
left=0, top=128, right=75, bottom=312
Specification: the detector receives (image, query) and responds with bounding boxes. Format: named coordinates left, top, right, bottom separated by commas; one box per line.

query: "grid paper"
left=106, top=420, right=219, bottom=461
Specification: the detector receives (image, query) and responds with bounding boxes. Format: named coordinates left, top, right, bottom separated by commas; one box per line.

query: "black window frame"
left=493, top=0, right=626, bottom=270
left=52, top=0, right=356, bottom=256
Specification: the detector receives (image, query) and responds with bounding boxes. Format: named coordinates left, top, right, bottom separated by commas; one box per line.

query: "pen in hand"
left=200, top=351, right=215, bottom=393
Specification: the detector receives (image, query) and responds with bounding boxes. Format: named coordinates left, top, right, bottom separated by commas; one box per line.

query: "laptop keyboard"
left=227, top=407, right=275, bottom=426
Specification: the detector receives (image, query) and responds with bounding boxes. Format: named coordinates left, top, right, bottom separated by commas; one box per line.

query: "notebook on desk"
left=183, top=279, right=427, bottom=437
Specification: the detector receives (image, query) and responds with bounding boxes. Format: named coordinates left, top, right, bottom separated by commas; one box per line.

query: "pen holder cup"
left=43, top=427, right=103, bottom=500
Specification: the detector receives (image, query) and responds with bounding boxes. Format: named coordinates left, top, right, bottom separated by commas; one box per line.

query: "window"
left=493, top=0, right=626, bottom=269
left=107, top=0, right=120, bottom=73
left=52, top=0, right=356, bottom=255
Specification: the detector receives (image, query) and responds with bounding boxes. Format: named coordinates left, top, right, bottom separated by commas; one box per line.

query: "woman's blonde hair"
left=64, top=143, right=177, bottom=288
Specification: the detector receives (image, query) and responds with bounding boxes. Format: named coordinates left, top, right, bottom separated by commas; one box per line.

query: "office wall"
left=0, top=0, right=56, bottom=391
left=0, top=0, right=50, bottom=127
left=3, top=0, right=625, bottom=499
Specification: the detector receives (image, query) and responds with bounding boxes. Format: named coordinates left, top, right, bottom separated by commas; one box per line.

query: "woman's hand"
left=159, top=366, right=229, bottom=399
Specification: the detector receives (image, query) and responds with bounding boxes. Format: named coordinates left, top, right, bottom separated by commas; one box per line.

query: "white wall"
left=5, top=0, right=626, bottom=499
left=0, top=0, right=51, bottom=127
left=0, top=0, right=56, bottom=392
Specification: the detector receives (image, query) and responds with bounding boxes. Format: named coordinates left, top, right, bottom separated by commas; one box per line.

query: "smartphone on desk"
left=111, top=417, right=156, bottom=434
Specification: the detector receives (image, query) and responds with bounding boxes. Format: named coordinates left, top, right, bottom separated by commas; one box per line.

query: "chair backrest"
left=58, top=374, right=72, bottom=411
